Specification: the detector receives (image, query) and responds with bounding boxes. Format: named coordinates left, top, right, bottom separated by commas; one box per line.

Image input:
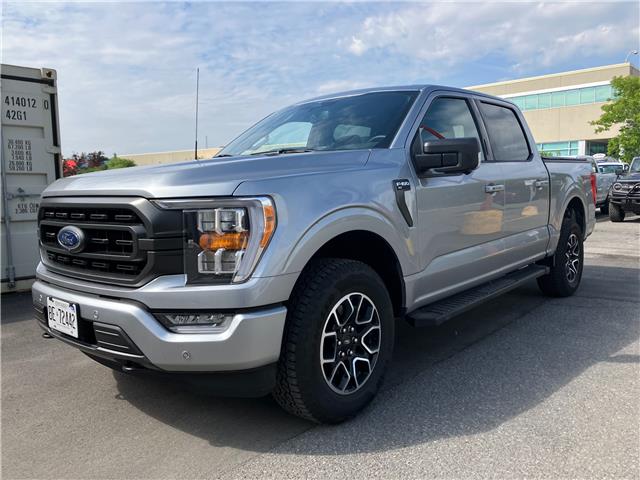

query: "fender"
left=547, top=192, right=588, bottom=256
left=280, top=206, right=416, bottom=277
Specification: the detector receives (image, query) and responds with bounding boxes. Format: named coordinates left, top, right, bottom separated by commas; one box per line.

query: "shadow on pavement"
left=1, top=291, right=34, bottom=325
left=113, top=264, right=639, bottom=455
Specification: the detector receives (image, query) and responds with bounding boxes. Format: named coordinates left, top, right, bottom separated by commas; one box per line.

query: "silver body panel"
left=32, top=279, right=286, bottom=371
left=594, top=162, right=624, bottom=205
left=34, top=85, right=595, bottom=373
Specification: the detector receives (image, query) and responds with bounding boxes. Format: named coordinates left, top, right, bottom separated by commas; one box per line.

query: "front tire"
left=609, top=202, right=625, bottom=222
left=537, top=211, right=584, bottom=297
left=273, top=258, right=394, bottom=423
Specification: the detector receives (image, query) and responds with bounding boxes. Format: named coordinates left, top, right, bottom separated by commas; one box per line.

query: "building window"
left=537, top=141, right=580, bottom=157
left=508, top=84, right=615, bottom=111
left=587, top=141, right=608, bottom=155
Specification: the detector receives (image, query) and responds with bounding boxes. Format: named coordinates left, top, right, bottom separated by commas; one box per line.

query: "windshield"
left=599, top=164, right=623, bottom=174
left=219, top=91, right=419, bottom=156
left=630, top=158, right=640, bottom=173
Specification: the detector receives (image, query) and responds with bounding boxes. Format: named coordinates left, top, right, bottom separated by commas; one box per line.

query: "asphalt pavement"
left=2, top=213, right=639, bottom=479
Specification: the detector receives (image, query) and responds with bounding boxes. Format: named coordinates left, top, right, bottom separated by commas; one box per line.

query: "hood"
left=618, top=172, right=640, bottom=182
left=43, top=150, right=370, bottom=198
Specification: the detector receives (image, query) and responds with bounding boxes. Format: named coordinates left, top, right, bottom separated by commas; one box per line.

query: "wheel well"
left=566, top=197, right=586, bottom=236
left=310, top=231, right=405, bottom=316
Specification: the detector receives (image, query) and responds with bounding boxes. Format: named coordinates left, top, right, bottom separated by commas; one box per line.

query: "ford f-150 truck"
left=33, top=86, right=596, bottom=423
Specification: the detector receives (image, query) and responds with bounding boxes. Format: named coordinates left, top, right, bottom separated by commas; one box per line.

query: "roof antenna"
left=194, top=67, right=200, bottom=161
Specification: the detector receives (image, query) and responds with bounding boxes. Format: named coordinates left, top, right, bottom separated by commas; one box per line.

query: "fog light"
left=155, top=312, right=233, bottom=333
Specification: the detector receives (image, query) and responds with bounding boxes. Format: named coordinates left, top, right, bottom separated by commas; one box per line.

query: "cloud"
left=2, top=1, right=638, bottom=156
left=344, top=2, right=639, bottom=71
left=316, top=80, right=369, bottom=94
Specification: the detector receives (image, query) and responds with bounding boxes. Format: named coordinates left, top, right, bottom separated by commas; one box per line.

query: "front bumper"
left=610, top=193, right=640, bottom=213
left=32, top=279, right=287, bottom=373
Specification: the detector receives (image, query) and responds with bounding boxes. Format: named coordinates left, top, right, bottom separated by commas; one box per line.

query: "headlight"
left=153, top=197, right=276, bottom=284
left=613, top=183, right=632, bottom=192
left=154, top=312, right=233, bottom=333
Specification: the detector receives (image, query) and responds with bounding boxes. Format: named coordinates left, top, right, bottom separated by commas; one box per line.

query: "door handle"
left=534, top=179, right=549, bottom=189
left=485, top=184, right=505, bottom=193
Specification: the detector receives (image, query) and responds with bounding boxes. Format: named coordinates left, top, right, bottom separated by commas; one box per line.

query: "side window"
left=417, top=97, right=482, bottom=145
left=479, top=102, right=530, bottom=161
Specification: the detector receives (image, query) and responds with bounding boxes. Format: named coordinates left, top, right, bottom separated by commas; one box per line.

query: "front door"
left=409, top=95, right=507, bottom=306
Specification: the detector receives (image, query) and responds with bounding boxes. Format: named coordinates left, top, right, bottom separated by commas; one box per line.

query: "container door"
left=1, top=65, right=61, bottom=291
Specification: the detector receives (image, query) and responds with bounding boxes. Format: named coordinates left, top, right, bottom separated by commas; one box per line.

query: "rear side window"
left=479, top=102, right=530, bottom=161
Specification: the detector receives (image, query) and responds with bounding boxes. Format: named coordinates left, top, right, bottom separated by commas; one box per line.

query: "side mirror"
left=615, top=167, right=624, bottom=176
left=413, top=137, right=480, bottom=176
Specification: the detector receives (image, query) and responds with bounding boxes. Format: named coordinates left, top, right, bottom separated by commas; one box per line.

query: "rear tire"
left=537, top=211, right=584, bottom=297
left=609, top=202, right=625, bottom=222
left=273, top=258, right=394, bottom=423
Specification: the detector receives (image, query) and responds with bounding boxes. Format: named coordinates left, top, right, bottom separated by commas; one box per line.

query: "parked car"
left=33, top=86, right=596, bottom=423
left=586, top=158, right=627, bottom=214
left=609, top=156, right=640, bottom=222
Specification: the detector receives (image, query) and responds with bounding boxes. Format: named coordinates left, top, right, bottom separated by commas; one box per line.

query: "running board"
left=406, top=264, right=549, bottom=327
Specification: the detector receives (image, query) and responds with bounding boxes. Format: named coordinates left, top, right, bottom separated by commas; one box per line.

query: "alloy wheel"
left=319, top=292, right=381, bottom=395
left=565, top=233, right=581, bottom=284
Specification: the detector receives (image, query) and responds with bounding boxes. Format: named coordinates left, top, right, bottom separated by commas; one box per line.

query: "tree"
left=591, top=75, right=640, bottom=163
left=105, top=156, right=136, bottom=169
left=86, top=151, right=108, bottom=168
left=63, top=159, right=78, bottom=177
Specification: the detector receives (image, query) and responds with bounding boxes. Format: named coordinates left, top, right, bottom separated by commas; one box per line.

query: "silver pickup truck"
left=33, top=86, right=596, bottom=423
left=587, top=157, right=627, bottom=214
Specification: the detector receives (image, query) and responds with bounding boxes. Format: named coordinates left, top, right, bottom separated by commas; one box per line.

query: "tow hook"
left=42, top=332, right=53, bottom=339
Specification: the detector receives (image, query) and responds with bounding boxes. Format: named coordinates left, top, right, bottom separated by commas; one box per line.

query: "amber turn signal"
left=261, top=205, right=276, bottom=247
left=199, top=231, right=249, bottom=251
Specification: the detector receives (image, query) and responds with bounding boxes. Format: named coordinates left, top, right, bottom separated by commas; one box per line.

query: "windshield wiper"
left=215, top=154, right=234, bottom=158
left=249, top=148, right=316, bottom=156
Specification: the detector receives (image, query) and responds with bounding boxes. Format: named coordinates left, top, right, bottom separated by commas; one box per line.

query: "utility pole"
left=194, top=68, right=200, bottom=160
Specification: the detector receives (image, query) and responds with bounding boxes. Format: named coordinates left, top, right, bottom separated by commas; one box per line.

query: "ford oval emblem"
left=57, top=226, right=85, bottom=253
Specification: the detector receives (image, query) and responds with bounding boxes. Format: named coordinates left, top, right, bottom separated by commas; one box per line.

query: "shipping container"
left=1, top=64, right=62, bottom=292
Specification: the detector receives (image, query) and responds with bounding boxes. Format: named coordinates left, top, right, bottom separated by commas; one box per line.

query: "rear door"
left=476, top=100, right=550, bottom=265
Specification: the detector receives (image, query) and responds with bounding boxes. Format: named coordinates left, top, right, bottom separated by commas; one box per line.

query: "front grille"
left=42, top=206, right=142, bottom=224
left=41, top=224, right=137, bottom=256
left=44, top=251, right=145, bottom=276
left=612, top=183, right=640, bottom=197
left=38, top=198, right=183, bottom=287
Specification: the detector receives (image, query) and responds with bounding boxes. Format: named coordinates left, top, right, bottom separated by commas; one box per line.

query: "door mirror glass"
left=414, top=137, right=480, bottom=175
left=615, top=167, right=624, bottom=176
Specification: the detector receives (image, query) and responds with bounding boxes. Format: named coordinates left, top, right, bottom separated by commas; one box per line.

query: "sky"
left=2, top=1, right=639, bottom=156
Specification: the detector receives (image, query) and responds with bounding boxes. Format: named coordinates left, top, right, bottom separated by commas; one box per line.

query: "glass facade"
left=510, top=84, right=615, bottom=111
left=536, top=141, right=580, bottom=157
left=586, top=141, right=608, bottom=155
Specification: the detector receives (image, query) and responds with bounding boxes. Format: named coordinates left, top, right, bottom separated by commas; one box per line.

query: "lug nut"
left=348, top=349, right=353, bottom=356
left=353, top=338, right=358, bottom=343
left=338, top=341, right=342, bottom=346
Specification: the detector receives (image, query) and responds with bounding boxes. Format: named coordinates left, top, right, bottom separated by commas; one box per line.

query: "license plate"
left=47, top=297, right=79, bottom=338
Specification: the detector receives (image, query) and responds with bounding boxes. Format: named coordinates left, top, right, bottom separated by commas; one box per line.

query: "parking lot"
left=2, top=213, right=638, bottom=479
